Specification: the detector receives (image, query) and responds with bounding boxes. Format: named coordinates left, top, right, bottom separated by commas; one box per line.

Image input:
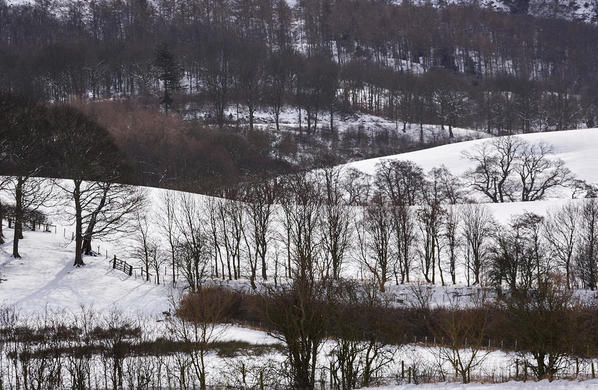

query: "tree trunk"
left=12, top=176, right=24, bottom=258
left=73, top=180, right=85, bottom=266
left=0, top=200, right=4, bottom=245
left=260, top=245, right=268, bottom=280
left=82, top=186, right=108, bottom=255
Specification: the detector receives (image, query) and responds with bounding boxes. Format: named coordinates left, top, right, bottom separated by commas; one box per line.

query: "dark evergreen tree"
left=154, top=44, right=181, bottom=112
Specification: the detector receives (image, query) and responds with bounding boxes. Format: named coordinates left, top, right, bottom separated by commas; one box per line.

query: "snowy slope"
left=344, top=128, right=598, bottom=187
left=0, top=224, right=174, bottom=316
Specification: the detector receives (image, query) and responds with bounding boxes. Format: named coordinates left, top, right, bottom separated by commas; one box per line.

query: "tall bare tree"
left=463, top=136, right=524, bottom=203
left=174, top=193, right=211, bottom=292
left=544, top=203, right=579, bottom=289
left=280, top=172, right=322, bottom=280
left=356, top=193, right=394, bottom=292
left=242, top=178, right=278, bottom=288
left=319, top=167, right=352, bottom=279
left=461, top=204, right=495, bottom=286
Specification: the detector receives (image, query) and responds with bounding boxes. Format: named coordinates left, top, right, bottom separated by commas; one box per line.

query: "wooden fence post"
left=113, top=255, right=116, bottom=269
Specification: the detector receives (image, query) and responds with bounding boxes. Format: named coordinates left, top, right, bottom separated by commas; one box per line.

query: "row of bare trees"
left=135, top=138, right=597, bottom=294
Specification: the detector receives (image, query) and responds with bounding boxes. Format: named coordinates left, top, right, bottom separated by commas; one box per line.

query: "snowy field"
left=362, top=379, right=598, bottom=390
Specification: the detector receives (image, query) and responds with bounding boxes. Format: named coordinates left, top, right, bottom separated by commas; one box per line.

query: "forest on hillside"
left=1, top=0, right=598, bottom=134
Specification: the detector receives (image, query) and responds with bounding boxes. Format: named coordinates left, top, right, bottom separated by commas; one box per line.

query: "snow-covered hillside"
left=408, top=0, right=598, bottom=24
left=9, top=0, right=595, bottom=24
left=344, top=128, right=598, bottom=187
left=0, top=225, right=173, bottom=316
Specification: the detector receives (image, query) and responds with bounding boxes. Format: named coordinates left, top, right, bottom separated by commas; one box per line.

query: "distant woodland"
left=1, top=0, right=597, bottom=133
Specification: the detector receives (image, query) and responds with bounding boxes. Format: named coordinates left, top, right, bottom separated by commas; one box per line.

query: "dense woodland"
left=1, top=0, right=598, bottom=134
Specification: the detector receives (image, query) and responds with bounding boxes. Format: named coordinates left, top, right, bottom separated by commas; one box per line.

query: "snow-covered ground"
left=362, top=379, right=598, bottom=390
left=343, top=128, right=598, bottom=187
left=187, top=106, right=489, bottom=143
left=0, top=223, right=173, bottom=316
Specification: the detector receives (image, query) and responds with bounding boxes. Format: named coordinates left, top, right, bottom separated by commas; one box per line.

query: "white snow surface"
left=0, top=223, right=174, bottom=317
left=344, top=128, right=598, bottom=188
left=362, top=379, right=598, bottom=390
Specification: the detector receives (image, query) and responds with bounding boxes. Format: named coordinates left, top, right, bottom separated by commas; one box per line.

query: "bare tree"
left=417, top=168, right=450, bottom=285
left=356, top=193, right=394, bottom=292
left=206, top=197, right=225, bottom=280
left=132, top=211, right=160, bottom=283
left=431, top=300, right=490, bottom=383
left=342, top=168, right=371, bottom=207
left=169, top=289, right=234, bottom=390
left=174, top=193, right=211, bottom=292
left=375, top=160, right=424, bottom=207
left=488, top=223, right=524, bottom=292
left=280, top=172, right=322, bottom=280
left=463, top=136, right=524, bottom=203
left=0, top=96, right=56, bottom=258
left=461, top=204, right=495, bottom=286
left=544, top=203, right=579, bottom=289
left=218, top=194, right=244, bottom=280
left=444, top=207, right=462, bottom=285
left=517, top=142, right=573, bottom=201
left=159, top=191, right=178, bottom=285
left=5, top=177, right=55, bottom=258
left=465, top=137, right=573, bottom=203
left=68, top=182, right=144, bottom=266
left=576, top=198, right=598, bottom=290
left=242, top=178, right=278, bottom=288
left=328, top=281, right=395, bottom=389
left=318, top=167, right=352, bottom=279
left=502, top=278, right=582, bottom=380
left=50, top=104, right=126, bottom=266
left=512, top=212, right=547, bottom=289
left=261, top=278, right=331, bottom=390
left=375, top=160, right=423, bottom=283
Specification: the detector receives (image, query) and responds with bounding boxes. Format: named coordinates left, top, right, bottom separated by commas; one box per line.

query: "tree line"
left=119, top=134, right=598, bottom=294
